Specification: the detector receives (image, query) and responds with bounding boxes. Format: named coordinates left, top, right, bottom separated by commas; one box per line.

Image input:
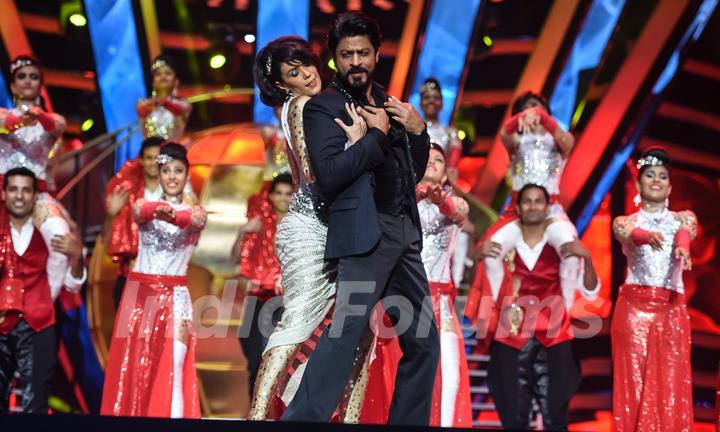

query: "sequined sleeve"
left=675, top=210, right=698, bottom=239
left=613, top=215, right=636, bottom=245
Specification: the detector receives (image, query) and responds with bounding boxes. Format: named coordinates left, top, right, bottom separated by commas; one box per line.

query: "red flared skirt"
left=359, top=281, right=472, bottom=427
left=611, top=284, right=693, bottom=432
left=100, top=272, right=200, bottom=418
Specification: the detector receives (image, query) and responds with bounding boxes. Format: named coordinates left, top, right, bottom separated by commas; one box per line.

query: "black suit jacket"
left=304, top=82, right=430, bottom=259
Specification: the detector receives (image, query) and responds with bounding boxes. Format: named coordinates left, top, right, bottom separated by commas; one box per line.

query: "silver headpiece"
left=636, top=155, right=664, bottom=170
left=10, top=58, right=37, bottom=76
left=151, top=58, right=170, bottom=73
left=156, top=153, right=175, bottom=165
left=419, top=80, right=439, bottom=96
left=265, top=55, right=272, bottom=76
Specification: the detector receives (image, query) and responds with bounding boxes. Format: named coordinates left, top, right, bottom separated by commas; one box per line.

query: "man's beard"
left=338, top=66, right=373, bottom=95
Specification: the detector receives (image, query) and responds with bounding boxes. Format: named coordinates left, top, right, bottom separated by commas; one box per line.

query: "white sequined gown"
left=266, top=97, right=336, bottom=355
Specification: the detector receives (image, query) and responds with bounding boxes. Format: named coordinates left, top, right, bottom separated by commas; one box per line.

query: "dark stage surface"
left=0, top=414, right=487, bottom=432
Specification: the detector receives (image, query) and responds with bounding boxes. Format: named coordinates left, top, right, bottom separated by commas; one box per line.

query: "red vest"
left=0, top=228, right=54, bottom=334
left=494, top=243, right=573, bottom=350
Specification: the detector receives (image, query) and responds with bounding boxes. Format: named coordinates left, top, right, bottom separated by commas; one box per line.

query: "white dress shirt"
left=11, top=216, right=87, bottom=300
left=144, top=184, right=162, bottom=201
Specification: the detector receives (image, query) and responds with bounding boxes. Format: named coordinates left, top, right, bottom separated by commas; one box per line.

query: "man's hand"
left=560, top=240, right=590, bottom=259
left=358, top=105, right=390, bottom=135
left=384, top=96, right=425, bottom=135
left=476, top=241, right=502, bottom=260
left=51, top=233, right=83, bottom=260
left=106, top=190, right=130, bottom=217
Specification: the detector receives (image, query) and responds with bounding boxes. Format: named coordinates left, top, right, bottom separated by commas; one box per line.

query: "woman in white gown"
left=247, top=36, right=370, bottom=421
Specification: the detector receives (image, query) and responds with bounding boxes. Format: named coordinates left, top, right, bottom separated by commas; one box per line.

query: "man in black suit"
left=281, top=11, right=439, bottom=425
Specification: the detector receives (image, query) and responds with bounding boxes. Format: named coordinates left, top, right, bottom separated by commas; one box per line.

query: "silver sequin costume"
left=510, top=131, right=564, bottom=195
left=0, top=107, right=55, bottom=180
left=141, top=98, right=187, bottom=141
left=419, top=197, right=458, bottom=285
left=426, top=121, right=460, bottom=156
left=618, top=209, right=695, bottom=293
left=134, top=201, right=204, bottom=319
left=418, top=197, right=459, bottom=327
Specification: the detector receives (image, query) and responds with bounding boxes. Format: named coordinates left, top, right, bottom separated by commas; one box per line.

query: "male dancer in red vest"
left=475, top=183, right=599, bottom=430
left=0, top=167, right=86, bottom=413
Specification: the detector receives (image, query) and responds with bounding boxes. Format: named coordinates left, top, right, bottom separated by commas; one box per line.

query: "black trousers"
left=0, top=320, right=57, bottom=414
left=488, top=338, right=581, bottom=431
left=282, top=213, right=440, bottom=425
left=238, top=296, right=282, bottom=398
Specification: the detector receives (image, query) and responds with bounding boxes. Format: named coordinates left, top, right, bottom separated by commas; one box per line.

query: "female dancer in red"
left=137, top=54, right=191, bottom=141
left=417, top=144, right=472, bottom=427
left=419, top=78, right=471, bottom=288
left=611, top=147, right=696, bottom=431
left=0, top=55, right=80, bottom=300
left=101, top=143, right=207, bottom=418
left=361, top=145, right=472, bottom=427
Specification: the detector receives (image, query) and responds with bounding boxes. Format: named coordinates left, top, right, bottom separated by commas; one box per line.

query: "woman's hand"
left=155, top=204, right=176, bottom=223
left=647, top=232, right=665, bottom=251
left=674, top=247, right=692, bottom=271
left=519, top=108, right=540, bottom=134
left=334, top=103, right=367, bottom=146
